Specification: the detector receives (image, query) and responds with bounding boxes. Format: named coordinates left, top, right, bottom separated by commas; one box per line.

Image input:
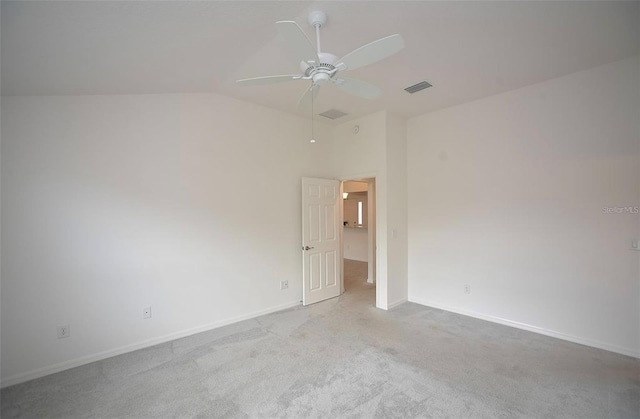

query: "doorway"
left=341, top=178, right=376, bottom=296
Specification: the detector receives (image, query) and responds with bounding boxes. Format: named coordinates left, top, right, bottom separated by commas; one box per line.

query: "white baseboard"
left=1, top=300, right=301, bottom=388
left=408, top=297, right=640, bottom=359
left=387, top=297, right=408, bottom=310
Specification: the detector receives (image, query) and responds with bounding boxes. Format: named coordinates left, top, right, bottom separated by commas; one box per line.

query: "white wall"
left=333, top=111, right=389, bottom=308
left=343, top=228, right=368, bottom=262
left=332, top=111, right=388, bottom=309
left=4, top=59, right=635, bottom=389
left=343, top=193, right=368, bottom=227
left=385, top=114, right=408, bottom=308
left=407, top=56, right=640, bottom=357
left=332, top=111, right=409, bottom=309
left=0, top=93, right=333, bottom=385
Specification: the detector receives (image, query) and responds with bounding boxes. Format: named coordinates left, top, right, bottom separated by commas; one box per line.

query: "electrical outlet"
left=464, top=284, right=471, bottom=294
left=57, top=325, right=70, bottom=339
left=143, top=307, right=151, bottom=319
left=280, top=280, right=289, bottom=290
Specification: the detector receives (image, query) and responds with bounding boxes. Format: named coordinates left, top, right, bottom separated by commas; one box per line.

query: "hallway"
left=343, top=259, right=372, bottom=289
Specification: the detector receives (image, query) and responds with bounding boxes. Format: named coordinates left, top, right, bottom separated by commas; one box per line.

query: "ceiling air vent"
left=319, top=109, right=348, bottom=120
left=404, top=81, right=432, bottom=94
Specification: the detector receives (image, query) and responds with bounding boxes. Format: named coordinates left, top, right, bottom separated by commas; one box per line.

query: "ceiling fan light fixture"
left=313, top=72, right=331, bottom=85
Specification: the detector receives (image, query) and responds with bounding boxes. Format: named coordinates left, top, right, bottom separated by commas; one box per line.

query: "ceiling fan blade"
left=297, top=84, right=320, bottom=110
left=336, top=34, right=405, bottom=71
left=236, top=75, right=301, bottom=86
left=332, top=77, right=381, bottom=99
left=276, top=21, right=319, bottom=65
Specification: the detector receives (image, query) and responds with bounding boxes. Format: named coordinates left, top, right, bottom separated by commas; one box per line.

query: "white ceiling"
left=2, top=1, right=638, bottom=123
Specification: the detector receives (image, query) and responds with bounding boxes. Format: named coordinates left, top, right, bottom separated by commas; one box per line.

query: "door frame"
left=339, top=175, right=378, bottom=302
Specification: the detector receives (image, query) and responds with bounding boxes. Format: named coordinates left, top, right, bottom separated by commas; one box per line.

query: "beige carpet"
left=2, top=259, right=638, bottom=418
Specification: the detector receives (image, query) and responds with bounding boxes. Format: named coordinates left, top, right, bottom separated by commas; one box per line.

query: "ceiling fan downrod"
left=304, top=11, right=337, bottom=86
left=308, top=11, right=327, bottom=54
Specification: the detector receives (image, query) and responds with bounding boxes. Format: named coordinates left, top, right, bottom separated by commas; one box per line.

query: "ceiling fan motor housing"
left=300, top=52, right=339, bottom=85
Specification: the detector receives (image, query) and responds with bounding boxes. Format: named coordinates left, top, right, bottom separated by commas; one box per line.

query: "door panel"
left=325, top=251, right=337, bottom=287
left=309, top=205, right=321, bottom=242
left=310, top=253, right=322, bottom=290
left=325, top=205, right=336, bottom=240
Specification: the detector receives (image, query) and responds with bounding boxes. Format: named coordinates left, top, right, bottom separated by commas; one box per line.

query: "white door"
left=302, top=177, right=341, bottom=305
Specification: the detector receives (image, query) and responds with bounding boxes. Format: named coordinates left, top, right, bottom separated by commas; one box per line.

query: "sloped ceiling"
left=2, top=1, right=638, bottom=123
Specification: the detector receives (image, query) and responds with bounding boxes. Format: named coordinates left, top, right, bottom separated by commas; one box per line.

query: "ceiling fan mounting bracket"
left=308, top=11, right=327, bottom=28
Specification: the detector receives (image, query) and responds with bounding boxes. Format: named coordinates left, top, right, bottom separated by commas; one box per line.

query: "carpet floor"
left=1, top=259, right=639, bottom=418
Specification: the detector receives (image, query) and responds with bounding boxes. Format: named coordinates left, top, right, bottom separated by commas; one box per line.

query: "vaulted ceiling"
left=2, top=1, right=638, bottom=123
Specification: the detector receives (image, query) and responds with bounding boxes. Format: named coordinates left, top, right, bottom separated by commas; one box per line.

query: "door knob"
left=303, top=246, right=315, bottom=250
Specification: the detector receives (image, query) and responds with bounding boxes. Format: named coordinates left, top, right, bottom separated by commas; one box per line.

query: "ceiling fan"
left=236, top=11, right=405, bottom=109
